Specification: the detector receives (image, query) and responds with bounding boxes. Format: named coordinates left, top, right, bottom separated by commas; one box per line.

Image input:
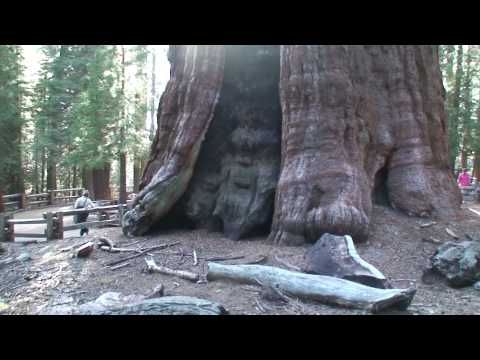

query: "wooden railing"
left=0, top=203, right=127, bottom=242
left=0, top=188, right=84, bottom=213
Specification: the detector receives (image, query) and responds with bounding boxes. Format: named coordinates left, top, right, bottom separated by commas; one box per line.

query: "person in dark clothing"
left=74, top=191, right=95, bottom=236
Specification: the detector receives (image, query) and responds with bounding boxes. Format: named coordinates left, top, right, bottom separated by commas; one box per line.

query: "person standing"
left=457, top=168, right=472, bottom=188
left=74, top=191, right=95, bottom=236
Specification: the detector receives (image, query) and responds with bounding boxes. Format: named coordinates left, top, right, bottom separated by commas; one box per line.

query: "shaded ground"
left=1, top=203, right=480, bottom=315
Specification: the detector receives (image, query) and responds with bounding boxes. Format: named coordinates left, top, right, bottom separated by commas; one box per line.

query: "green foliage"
left=26, top=45, right=155, bottom=193
left=0, top=45, right=26, bottom=193
left=67, top=45, right=120, bottom=170
left=440, top=45, right=480, bottom=171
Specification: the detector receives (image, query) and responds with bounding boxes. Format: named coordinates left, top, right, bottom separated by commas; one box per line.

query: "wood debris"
left=445, top=228, right=459, bottom=239
left=419, top=221, right=437, bottom=228
left=274, top=255, right=301, bottom=271
left=193, top=250, right=198, bottom=266
left=145, top=257, right=199, bottom=282
left=104, top=242, right=180, bottom=267
left=109, top=262, right=131, bottom=271
left=75, top=242, right=95, bottom=258
left=422, top=237, right=443, bottom=245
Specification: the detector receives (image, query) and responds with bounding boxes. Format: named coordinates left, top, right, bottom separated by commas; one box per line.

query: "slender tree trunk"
left=149, top=49, right=156, bottom=141
left=72, top=166, right=77, bottom=188
left=473, top=153, right=480, bottom=181
left=41, top=146, right=46, bottom=192
left=82, top=167, right=95, bottom=198
left=46, top=45, right=66, bottom=192
left=33, top=125, right=39, bottom=193
left=450, top=45, right=464, bottom=170
left=460, top=46, right=473, bottom=171
left=46, top=160, right=57, bottom=191
left=14, top=46, right=24, bottom=194
left=119, top=153, right=127, bottom=201
left=475, top=105, right=480, bottom=180
left=119, top=45, right=127, bottom=203
left=66, top=168, right=71, bottom=189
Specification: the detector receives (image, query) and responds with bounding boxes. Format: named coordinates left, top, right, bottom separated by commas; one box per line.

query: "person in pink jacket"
left=457, top=168, right=471, bottom=187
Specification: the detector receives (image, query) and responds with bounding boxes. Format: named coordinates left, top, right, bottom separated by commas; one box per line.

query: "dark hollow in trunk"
left=123, top=45, right=462, bottom=246
left=169, top=45, right=282, bottom=240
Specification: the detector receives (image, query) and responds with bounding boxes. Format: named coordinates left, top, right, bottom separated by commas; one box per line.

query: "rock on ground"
left=431, top=241, right=480, bottom=287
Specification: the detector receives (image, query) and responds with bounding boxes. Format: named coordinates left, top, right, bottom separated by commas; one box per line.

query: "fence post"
left=0, top=191, right=4, bottom=213
left=6, top=215, right=14, bottom=242
left=44, top=212, right=54, bottom=241
left=52, top=212, right=63, bottom=240
left=0, top=214, right=6, bottom=242
left=118, top=204, right=125, bottom=226
left=48, top=190, right=54, bottom=206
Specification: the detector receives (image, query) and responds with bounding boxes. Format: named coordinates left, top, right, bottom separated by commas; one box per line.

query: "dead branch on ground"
left=104, top=242, right=180, bottom=267
left=144, top=257, right=199, bottom=282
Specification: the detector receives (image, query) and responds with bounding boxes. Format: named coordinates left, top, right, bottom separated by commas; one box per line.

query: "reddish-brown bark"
left=123, top=45, right=462, bottom=245
left=271, top=45, right=461, bottom=245
left=123, top=45, right=226, bottom=236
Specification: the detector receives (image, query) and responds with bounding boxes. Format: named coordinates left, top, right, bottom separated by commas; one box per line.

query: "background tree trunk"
left=82, top=167, right=95, bottom=199
left=46, top=159, right=57, bottom=191
left=72, top=166, right=77, bottom=188
left=450, top=45, right=464, bottom=170
left=123, top=45, right=462, bottom=245
left=41, top=146, right=46, bottom=192
left=119, top=45, right=127, bottom=204
left=149, top=49, right=157, bottom=141
left=92, top=164, right=111, bottom=200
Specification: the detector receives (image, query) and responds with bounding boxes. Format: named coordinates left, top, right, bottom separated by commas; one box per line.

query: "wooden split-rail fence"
left=1, top=188, right=85, bottom=213
left=0, top=203, right=127, bottom=242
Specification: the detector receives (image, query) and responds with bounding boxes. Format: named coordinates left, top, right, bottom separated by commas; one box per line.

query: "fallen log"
left=145, top=257, right=200, bottom=282
left=207, top=263, right=416, bottom=313
left=41, top=295, right=228, bottom=315
left=87, top=297, right=228, bottom=315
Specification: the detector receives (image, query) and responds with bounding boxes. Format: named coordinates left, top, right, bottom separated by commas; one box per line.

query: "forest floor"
left=1, top=202, right=480, bottom=315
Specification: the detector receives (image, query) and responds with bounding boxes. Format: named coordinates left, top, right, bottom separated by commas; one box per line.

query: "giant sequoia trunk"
left=123, top=45, right=462, bottom=246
